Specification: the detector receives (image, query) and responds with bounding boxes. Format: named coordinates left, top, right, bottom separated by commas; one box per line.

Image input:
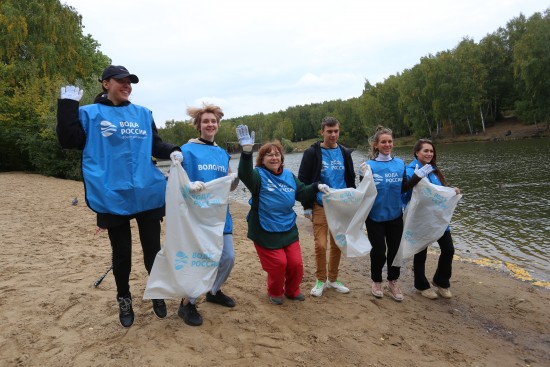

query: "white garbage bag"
left=321, top=168, right=377, bottom=257
left=144, top=162, right=232, bottom=300
left=393, top=178, right=462, bottom=267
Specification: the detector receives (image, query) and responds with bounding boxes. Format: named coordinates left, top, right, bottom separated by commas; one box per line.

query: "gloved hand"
left=358, top=162, right=370, bottom=176
left=60, top=85, right=84, bottom=102
left=304, top=209, right=313, bottom=221
left=414, top=163, right=434, bottom=178
left=189, top=181, right=206, bottom=193
left=318, top=184, right=331, bottom=194
left=236, top=125, right=255, bottom=152
left=170, top=151, right=183, bottom=165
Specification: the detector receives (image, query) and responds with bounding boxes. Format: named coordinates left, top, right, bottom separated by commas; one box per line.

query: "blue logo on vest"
left=373, top=173, right=383, bottom=185
left=266, top=178, right=278, bottom=192
left=100, top=120, right=117, bottom=137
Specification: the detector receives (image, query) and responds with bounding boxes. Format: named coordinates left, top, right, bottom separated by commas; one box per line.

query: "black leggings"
left=413, top=230, right=455, bottom=290
left=107, top=217, right=161, bottom=298
left=366, top=216, right=403, bottom=282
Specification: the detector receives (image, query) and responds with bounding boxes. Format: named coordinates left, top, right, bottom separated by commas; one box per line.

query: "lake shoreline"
left=290, top=118, right=550, bottom=152
left=1, top=171, right=549, bottom=366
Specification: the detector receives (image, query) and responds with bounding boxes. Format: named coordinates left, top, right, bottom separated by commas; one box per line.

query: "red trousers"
left=254, top=240, right=303, bottom=298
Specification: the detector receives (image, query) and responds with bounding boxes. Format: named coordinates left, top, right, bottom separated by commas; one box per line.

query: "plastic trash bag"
left=144, top=162, right=232, bottom=300
left=393, top=178, right=462, bottom=267
left=321, top=168, right=377, bottom=257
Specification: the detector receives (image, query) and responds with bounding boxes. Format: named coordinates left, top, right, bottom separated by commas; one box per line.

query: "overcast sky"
left=62, top=0, right=547, bottom=127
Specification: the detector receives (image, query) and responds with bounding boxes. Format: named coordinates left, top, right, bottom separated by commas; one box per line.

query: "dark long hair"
left=413, top=139, right=447, bottom=186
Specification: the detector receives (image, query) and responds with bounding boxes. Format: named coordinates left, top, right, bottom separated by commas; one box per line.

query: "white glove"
left=170, top=151, right=183, bottom=165
left=236, top=125, right=255, bottom=152
left=304, top=209, right=312, bottom=221
left=414, top=163, right=434, bottom=178
left=358, top=162, right=370, bottom=176
left=318, top=184, right=331, bottom=194
left=189, top=181, right=206, bottom=193
left=60, top=85, right=84, bottom=102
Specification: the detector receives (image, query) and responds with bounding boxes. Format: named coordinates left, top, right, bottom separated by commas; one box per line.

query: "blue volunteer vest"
left=402, top=159, right=441, bottom=205
left=316, top=146, right=347, bottom=205
left=257, top=167, right=297, bottom=232
left=79, top=103, right=166, bottom=215
left=181, top=142, right=233, bottom=233
left=368, top=158, right=405, bottom=222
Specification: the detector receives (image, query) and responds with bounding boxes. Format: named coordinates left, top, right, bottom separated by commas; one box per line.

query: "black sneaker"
left=205, top=290, right=236, bottom=308
left=152, top=299, right=167, bottom=319
left=178, top=301, right=203, bottom=326
left=117, top=294, right=134, bottom=328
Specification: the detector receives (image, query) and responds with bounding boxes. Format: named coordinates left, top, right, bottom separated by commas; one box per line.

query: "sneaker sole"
left=418, top=290, right=438, bottom=300
left=177, top=310, right=203, bottom=326
left=153, top=310, right=168, bottom=319
left=327, top=285, right=350, bottom=294
left=387, top=291, right=404, bottom=302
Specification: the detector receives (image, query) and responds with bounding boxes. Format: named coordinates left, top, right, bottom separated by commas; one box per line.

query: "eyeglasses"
left=265, top=153, right=281, bottom=158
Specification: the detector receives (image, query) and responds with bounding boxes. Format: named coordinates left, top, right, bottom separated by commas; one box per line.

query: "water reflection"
left=230, top=137, right=550, bottom=284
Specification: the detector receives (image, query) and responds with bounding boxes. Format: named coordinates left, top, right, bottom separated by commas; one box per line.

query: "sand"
left=1, top=172, right=549, bottom=367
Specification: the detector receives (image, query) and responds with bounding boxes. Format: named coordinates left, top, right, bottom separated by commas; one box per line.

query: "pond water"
left=229, top=137, right=550, bottom=284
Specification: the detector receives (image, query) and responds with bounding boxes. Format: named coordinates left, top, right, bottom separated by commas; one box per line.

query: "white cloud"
left=62, top=0, right=548, bottom=126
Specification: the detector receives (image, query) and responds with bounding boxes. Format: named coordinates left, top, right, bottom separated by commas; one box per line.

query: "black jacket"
left=298, top=141, right=356, bottom=210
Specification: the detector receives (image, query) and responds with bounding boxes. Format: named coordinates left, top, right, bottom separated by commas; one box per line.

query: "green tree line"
left=0, top=0, right=109, bottom=178
left=160, top=9, right=550, bottom=149
left=1, top=1, right=548, bottom=179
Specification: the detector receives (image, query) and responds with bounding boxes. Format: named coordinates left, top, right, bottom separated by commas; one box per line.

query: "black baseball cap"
left=99, top=65, right=139, bottom=83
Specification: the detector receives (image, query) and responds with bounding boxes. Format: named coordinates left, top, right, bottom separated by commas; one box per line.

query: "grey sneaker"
left=269, top=296, right=284, bottom=305
left=286, top=293, right=305, bottom=301
left=117, top=294, right=134, bottom=328
left=178, top=301, right=203, bottom=326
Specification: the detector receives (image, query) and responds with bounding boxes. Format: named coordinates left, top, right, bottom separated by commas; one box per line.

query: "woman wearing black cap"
left=56, top=65, right=187, bottom=328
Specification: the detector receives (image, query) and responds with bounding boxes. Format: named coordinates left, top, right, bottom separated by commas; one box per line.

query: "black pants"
left=413, top=230, right=455, bottom=290
left=107, top=217, right=161, bottom=298
left=366, top=216, right=403, bottom=282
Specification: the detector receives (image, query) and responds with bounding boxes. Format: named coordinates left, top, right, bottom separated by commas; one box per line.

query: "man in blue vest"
left=298, top=117, right=356, bottom=297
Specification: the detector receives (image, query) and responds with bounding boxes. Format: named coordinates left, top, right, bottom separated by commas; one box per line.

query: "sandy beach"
left=0, top=172, right=549, bottom=367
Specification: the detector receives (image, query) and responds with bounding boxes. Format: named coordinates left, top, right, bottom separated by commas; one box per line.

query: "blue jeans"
left=189, top=234, right=235, bottom=304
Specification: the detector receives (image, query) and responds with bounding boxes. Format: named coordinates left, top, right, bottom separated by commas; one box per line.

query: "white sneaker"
left=388, top=280, right=404, bottom=301
left=432, top=282, right=452, bottom=298
left=434, top=286, right=452, bottom=299
left=371, top=282, right=383, bottom=298
left=418, top=288, right=438, bottom=300
left=310, top=280, right=325, bottom=297
left=326, top=279, right=350, bottom=294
